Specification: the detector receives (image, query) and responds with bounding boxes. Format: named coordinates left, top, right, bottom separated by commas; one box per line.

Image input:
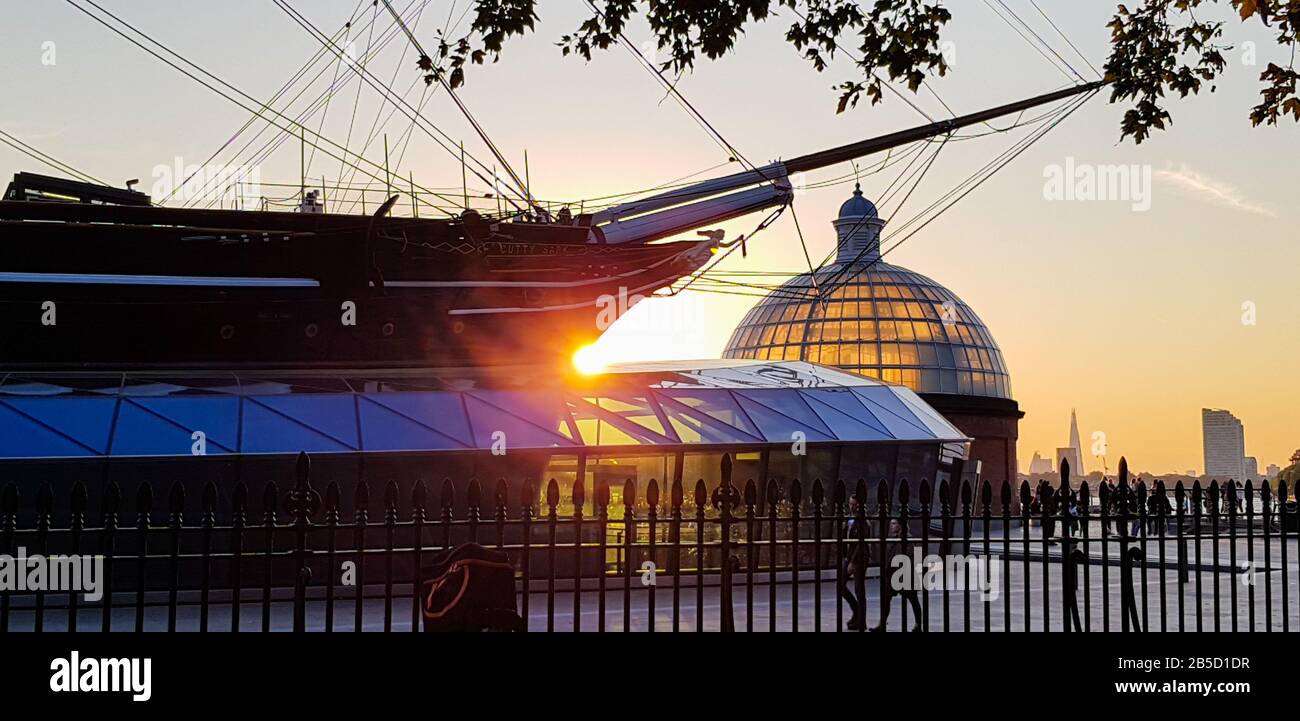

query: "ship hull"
left=0, top=201, right=715, bottom=370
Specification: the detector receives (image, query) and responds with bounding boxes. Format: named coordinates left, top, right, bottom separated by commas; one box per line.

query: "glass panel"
left=359, top=397, right=472, bottom=451
left=132, top=396, right=242, bottom=453
left=0, top=403, right=98, bottom=458
left=880, top=343, right=901, bottom=365
left=900, top=369, right=920, bottom=390
left=841, top=343, right=860, bottom=366
left=462, top=392, right=575, bottom=449
left=4, top=396, right=117, bottom=454
left=253, top=395, right=360, bottom=449
left=936, top=344, right=956, bottom=368
left=860, top=342, right=879, bottom=366
left=941, top=369, right=959, bottom=393
left=897, top=343, right=920, bottom=365
left=921, top=369, right=940, bottom=392
left=800, top=389, right=891, bottom=439
left=591, top=395, right=671, bottom=439
left=242, top=400, right=355, bottom=453
left=916, top=343, right=937, bottom=366
left=819, top=344, right=840, bottom=366
left=364, top=392, right=473, bottom=446
left=852, top=388, right=934, bottom=440
left=656, top=390, right=760, bottom=440
left=734, top=393, right=835, bottom=442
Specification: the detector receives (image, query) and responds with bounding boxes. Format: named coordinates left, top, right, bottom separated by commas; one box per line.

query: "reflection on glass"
left=721, top=262, right=1012, bottom=400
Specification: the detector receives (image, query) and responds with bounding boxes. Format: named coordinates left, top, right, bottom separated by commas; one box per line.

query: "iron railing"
left=1, top=453, right=1296, bottom=632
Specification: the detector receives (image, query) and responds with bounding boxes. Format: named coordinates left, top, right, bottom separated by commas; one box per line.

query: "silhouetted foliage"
left=414, top=0, right=1298, bottom=144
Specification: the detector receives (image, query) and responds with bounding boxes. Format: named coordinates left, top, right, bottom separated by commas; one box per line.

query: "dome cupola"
left=832, top=184, right=886, bottom=265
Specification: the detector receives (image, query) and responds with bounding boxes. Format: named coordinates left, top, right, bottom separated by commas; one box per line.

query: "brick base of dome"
left=919, top=393, right=1023, bottom=514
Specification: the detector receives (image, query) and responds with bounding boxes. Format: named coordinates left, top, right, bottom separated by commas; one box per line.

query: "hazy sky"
left=2, top=1, right=1296, bottom=475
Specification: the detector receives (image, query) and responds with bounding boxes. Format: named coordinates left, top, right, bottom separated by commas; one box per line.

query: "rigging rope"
left=378, top=0, right=532, bottom=209
left=680, top=88, right=1098, bottom=304
left=186, top=1, right=431, bottom=209
left=0, top=129, right=107, bottom=187
left=1029, top=0, right=1104, bottom=81
left=335, top=0, right=382, bottom=185
left=985, top=0, right=1083, bottom=82
left=273, top=0, right=529, bottom=209
left=157, top=17, right=358, bottom=205
left=61, top=0, right=473, bottom=214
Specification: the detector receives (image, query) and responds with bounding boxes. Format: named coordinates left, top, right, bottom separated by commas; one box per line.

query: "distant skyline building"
left=1244, top=456, right=1259, bottom=480
left=1267, top=463, right=1281, bottom=479
left=1202, top=408, right=1246, bottom=480
left=1055, top=408, right=1085, bottom=479
left=1027, top=451, right=1054, bottom=474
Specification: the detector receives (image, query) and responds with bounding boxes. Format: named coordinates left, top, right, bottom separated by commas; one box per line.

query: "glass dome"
left=722, top=261, right=1012, bottom=399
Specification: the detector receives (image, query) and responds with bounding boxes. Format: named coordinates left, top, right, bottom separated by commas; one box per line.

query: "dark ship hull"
left=0, top=200, right=715, bottom=370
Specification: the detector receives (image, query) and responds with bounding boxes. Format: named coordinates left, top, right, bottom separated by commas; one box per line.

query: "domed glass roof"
left=722, top=261, right=1012, bottom=399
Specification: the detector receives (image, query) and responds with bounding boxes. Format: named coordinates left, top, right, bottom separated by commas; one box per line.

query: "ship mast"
left=591, top=80, right=1105, bottom=245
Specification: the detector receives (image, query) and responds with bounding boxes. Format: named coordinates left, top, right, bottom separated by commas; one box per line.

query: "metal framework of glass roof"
left=0, top=360, right=968, bottom=460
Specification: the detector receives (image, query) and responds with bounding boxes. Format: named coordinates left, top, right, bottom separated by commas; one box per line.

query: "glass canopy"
left=0, top=360, right=968, bottom=460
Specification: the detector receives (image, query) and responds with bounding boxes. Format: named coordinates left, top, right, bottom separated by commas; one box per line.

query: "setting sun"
left=571, top=344, right=608, bottom=375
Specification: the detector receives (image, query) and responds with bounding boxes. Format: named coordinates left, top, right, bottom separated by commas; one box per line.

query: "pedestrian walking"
left=869, top=518, right=924, bottom=632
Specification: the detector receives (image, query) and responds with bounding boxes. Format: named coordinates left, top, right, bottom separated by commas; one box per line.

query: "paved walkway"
left=10, top=529, right=1297, bottom=632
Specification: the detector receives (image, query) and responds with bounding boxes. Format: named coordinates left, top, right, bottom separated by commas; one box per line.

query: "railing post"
left=35, top=483, right=53, bottom=633
left=1065, top=548, right=1084, bottom=632
left=101, top=484, right=120, bottom=633
left=166, top=482, right=185, bottom=633
left=1175, top=481, right=1188, bottom=586
left=288, top=452, right=318, bottom=633
left=1, top=483, right=18, bottom=633
left=717, top=453, right=736, bottom=633
left=1120, top=545, right=1143, bottom=632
